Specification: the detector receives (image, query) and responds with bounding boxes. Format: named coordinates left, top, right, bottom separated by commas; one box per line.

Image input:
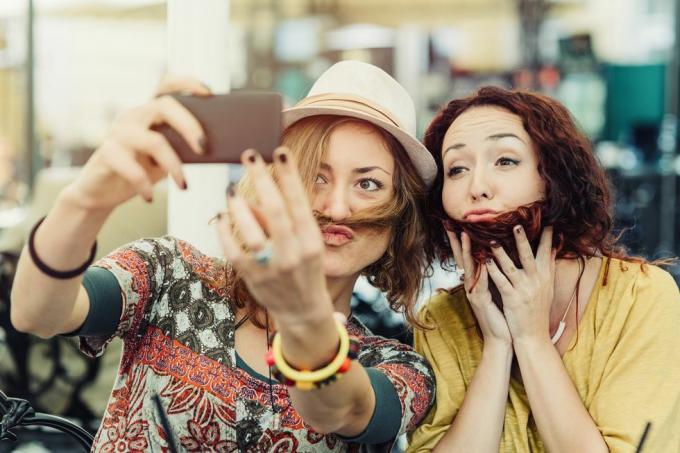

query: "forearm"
left=434, top=341, right=513, bottom=453
left=11, top=188, right=112, bottom=337
left=513, top=338, right=608, bottom=453
left=276, top=312, right=375, bottom=436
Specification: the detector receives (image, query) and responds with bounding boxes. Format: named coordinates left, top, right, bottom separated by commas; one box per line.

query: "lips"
left=463, top=209, right=499, bottom=222
left=321, top=225, right=354, bottom=246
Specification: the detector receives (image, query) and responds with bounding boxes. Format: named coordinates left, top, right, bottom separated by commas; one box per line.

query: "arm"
left=486, top=226, right=607, bottom=453
left=10, top=193, right=109, bottom=338
left=277, top=313, right=377, bottom=436
left=217, top=149, right=378, bottom=436
left=512, top=338, right=607, bottom=453
left=433, top=341, right=513, bottom=453
left=415, top=231, right=515, bottom=452
left=11, top=76, right=209, bottom=339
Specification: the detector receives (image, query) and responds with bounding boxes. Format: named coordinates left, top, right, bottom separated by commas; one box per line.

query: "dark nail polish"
left=443, top=220, right=454, bottom=232
left=247, top=153, right=256, bottom=163
left=227, top=182, right=236, bottom=197
left=486, top=258, right=493, bottom=264
left=514, top=225, right=523, bottom=234
left=216, top=212, right=222, bottom=220
left=278, top=152, right=288, bottom=163
left=181, top=180, right=188, bottom=190
left=145, top=194, right=153, bottom=203
left=490, top=240, right=500, bottom=248
left=199, top=136, right=207, bottom=152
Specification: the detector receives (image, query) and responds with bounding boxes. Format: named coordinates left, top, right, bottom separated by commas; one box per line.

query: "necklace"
left=550, top=259, right=584, bottom=345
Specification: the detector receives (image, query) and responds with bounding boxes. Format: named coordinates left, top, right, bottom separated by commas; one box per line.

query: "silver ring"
left=252, top=242, right=274, bottom=265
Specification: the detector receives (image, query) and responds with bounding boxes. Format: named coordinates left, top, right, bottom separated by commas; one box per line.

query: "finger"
left=445, top=229, right=464, bottom=272
left=154, top=74, right=212, bottom=97
left=536, top=226, right=554, bottom=270
left=102, top=141, right=155, bottom=202
left=153, top=95, right=206, bottom=154
left=241, top=150, right=296, bottom=248
left=272, top=147, right=320, bottom=240
left=216, top=210, right=250, bottom=268
left=490, top=242, right=520, bottom=286
left=460, top=231, right=477, bottom=278
left=513, top=224, right=537, bottom=276
left=485, top=259, right=513, bottom=295
left=115, top=128, right=187, bottom=190
left=226, top=184, right=270, bottom=252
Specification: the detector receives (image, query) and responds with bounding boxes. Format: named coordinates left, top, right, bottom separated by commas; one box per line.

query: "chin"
left=322, top=246, right=376, bottom=279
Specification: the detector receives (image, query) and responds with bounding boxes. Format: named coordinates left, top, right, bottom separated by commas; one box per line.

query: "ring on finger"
left=252, top=241, right=274, bottom=265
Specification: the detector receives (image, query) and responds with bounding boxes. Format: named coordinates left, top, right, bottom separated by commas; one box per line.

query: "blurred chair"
left=0, top=166, right=167, bottom=443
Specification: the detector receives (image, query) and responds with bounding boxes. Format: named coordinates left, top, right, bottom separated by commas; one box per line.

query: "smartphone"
left=152, top=92, right=282, bottom=163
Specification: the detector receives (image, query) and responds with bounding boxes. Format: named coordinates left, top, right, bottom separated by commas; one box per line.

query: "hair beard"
left=444, top=201, right=564, bottom=309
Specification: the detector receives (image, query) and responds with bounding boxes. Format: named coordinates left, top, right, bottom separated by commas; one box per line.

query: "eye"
left=446, top=166, right=467, bottom=178
left=357, top=178, right=383, bottom=192
left=315, top=174, right=327, bottom=184
left=496, top=157, right=519, bottom=167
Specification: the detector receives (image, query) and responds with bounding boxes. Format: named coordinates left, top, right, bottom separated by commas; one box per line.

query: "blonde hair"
left=231, top=115, right=429, bottom=329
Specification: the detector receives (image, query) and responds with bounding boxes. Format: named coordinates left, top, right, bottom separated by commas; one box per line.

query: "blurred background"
left=0, top=0, right=678, bottom=450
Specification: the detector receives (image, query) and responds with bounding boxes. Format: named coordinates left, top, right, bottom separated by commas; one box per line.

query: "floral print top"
left=79, top=236, right=435, bottom=452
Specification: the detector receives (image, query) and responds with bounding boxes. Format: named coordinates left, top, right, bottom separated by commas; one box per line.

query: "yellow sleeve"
left=589, top=267, right=680, bottom=452
left=406, top=304, right=468, bottom=452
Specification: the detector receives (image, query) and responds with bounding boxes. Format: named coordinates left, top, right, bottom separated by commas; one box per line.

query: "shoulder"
left=600, top=257, right=680, bottom=327
left=418, top=285, right=476, bottom=330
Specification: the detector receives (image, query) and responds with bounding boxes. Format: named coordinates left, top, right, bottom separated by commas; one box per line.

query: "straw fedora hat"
left=282, top=60, right=437, bottom=186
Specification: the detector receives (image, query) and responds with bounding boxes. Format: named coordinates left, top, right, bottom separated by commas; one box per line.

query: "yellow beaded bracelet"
left=271, top=317, right=350, bottom=384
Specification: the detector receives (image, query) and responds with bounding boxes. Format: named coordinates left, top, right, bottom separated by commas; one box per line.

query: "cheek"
left=441, top=180, right=463, bottom=219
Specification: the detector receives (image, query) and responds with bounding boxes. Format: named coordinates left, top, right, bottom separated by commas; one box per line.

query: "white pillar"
left=166, top=0, right=231, bottom=256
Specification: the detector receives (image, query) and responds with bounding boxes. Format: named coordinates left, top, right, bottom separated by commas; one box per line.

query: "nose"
left=469, top=166, right=493, bottom=201
left=313, top=184, right=352, bottom=221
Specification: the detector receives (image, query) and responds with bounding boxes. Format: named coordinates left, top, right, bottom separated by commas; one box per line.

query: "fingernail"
left=277, top=152, right=288, bottom=164
left=201, top=82, right=212, bottom=92
left=226, top=182, right=236, bottom=197
left=181, top=180, right=188, bottom=190
left=145, top=194, right=153, bottom=203
left=198, top=136, right=207, bottom=153
left=486, top=258, right=493, bottom=264
left=247, top=152, right=258, bottom=163
left=490, top=240, right=500, bottom=248
left=216, top=212, right=222, bottom=220
left=442, top=220, right=454, bottom=231
left=514, top=225, right=523, bottom=234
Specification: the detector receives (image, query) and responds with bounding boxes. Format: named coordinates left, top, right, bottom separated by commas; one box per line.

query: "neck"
left=550, top=258, right=585, bottom=323
left=325, top=274, right=359, bottom=317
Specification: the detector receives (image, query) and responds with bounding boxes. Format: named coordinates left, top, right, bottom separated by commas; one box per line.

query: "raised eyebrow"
left=443, top=143, right=466, bottom=157
left=354, top=166, right=391, bottom=176
left=487, top=133, right=526, bottom=144
left=319, top=163, right=390, bottom=176
left=443, top=133, right=526, bottom=157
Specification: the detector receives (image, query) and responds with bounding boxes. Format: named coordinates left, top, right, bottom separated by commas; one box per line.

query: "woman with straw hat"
left=11, top=61, right=436, bottom=451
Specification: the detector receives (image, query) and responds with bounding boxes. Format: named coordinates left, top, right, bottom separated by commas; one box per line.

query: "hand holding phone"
left=152, top=92, right=282, bottom=163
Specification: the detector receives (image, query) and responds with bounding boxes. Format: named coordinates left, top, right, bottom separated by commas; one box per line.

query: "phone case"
left=152, top=92, right=282, bottom=163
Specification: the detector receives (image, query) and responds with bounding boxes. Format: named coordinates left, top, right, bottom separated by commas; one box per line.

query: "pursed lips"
left=321, top=225, right=354, bottom=246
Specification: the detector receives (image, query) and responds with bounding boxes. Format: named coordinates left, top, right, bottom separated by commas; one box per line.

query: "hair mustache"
left=313, top=209, right=399, bottom=230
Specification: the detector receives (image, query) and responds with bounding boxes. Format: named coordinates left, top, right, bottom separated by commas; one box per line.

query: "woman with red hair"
left=407, top=87, right=680, bottom=452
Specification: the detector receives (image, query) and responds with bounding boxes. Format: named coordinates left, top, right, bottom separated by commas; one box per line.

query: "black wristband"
left=28, top=216, right=97, bottom=279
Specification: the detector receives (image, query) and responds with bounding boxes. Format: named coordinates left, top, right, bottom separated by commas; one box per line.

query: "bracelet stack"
left=266, top=317, right=360, bottom=391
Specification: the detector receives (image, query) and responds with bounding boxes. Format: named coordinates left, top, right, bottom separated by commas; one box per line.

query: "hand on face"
left=217, top=148, right=333, bottom=325
left=485, top=225, right=556, bottom=343
left=448, top=229, right=512, bottom=346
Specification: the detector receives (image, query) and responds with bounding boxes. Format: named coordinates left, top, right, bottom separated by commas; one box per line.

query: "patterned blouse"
left=78, top=236, right=435, bottom=452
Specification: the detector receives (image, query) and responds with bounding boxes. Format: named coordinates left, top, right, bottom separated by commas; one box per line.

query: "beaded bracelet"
left=266, top=317, right=361, bottom=391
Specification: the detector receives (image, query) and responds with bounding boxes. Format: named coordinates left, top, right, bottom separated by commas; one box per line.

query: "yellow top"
left=407, top=258, right=680, bottom=453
